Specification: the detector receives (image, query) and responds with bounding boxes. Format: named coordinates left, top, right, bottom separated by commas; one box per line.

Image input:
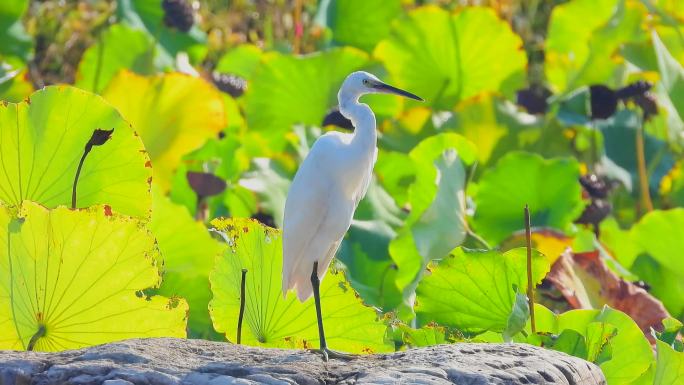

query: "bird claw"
left=308, top=347, right=355, bottom=362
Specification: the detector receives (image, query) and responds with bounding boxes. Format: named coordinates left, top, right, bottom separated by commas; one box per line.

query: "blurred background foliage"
left=2, top=0, right=684, bottom=382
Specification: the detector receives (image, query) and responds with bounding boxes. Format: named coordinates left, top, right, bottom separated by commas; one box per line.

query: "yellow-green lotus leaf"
left=209, top=218, right=391, bottom=353
left=103, top=71, right=226, bottom=190
left=0, top=201, right=187, bottom=351
left=0, top=86, right=151, bottom=217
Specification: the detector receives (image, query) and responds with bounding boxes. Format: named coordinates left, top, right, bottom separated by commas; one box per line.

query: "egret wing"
left=281, top=141, right=333, bottom=297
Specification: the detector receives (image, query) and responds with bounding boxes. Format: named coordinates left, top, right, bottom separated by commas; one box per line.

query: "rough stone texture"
left=0, top=338, right=606, bottom=385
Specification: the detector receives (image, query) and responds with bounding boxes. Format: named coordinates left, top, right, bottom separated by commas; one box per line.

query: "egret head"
left=338, top=71, right=423, bottom=104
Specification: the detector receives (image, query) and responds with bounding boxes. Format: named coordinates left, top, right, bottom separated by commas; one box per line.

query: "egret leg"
left=310, top=261, right=355, bottom=362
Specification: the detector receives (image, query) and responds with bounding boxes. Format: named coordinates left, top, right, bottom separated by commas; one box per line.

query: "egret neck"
left=339, top=92, right=377, bottom=152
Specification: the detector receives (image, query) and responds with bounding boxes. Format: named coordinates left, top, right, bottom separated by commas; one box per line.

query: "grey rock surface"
left=0, top=338, right=606, bottom=385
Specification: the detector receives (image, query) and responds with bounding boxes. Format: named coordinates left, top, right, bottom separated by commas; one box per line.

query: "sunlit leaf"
left=244, top=48, right=368, bottom=150
left=375, top=5, right=526, bottom=109
left=76, top=24, right=154, bottom=94
left=448, top=94, right=574, bottom=166
left=399, top=323, right=448, bottom=347
left=0, top=86, right=151, bottom=217
left=321, top=0, right=402, bottom=52
left=472, top=152, right=584, bottom=245
left=103, top=71, right=225, bottom=190
left=415, top=248, right=549, bottom=332
left=0, top=201, right=188, bottom=351
left=150, top=189, right=224, bottom=339
left=654, top=340, right=684, bottom=385
left=652, top=31, right=684, bottom=143
left=545, top=0, right=645, bottom=92
left=536, top=306, right=655, bottom=385
left=631, top=208, right=684, bottom=278
left=389, top=134, right=477, bottom=307
left=208, top=218, right=391, bottom=353
left=215, top=44, right=263, bottom=80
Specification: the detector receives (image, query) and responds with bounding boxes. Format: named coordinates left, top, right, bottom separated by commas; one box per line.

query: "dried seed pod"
left=589, top=85, right=617, bottom=120
left=575, top=198, right=612, bottom=226
left=579, top=174, right=610, bottom=199
left=186, top=171, right=226, bottom=198
left=162, top=0, right=194, bottom=33
left=211, top=72, right=247, bottom=98
left=516, top=86, right=551, bottom=115
left=615, top=80, right=653, bottom=101
left=633, top=92, right=658, bottom=121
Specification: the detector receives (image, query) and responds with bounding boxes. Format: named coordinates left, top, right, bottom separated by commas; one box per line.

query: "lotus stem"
left=237, top=268, right=247, bottom=344
left=27, top=324, right=46, bottom=351
left=636, top=116, right=654, bottom=214
left=524, top=204, right=536, bottom=334
left=71, top=147, right=91, bottom=209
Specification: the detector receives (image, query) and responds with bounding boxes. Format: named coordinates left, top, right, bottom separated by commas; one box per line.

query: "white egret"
left=282, top=71, right=422, bottom=360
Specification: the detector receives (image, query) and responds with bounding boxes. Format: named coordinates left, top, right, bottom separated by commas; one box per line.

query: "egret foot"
left=308, top=347, right=356, bottom=362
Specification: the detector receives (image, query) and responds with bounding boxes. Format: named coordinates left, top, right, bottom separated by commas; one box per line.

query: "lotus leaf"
left=0, top=201, right=188, bottom=351
left=375, top=5, right=526, bottom=109
left=415, top=248, right=549, bottom=332
left=209, top=218, right=390, bottom=353
left=0, top=86, right=151, bottom=217
left=103, top=71, right=225, bottom=190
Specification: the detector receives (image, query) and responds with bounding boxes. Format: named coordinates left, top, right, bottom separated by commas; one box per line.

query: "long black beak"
left=374, top=81, right=424, bottom=101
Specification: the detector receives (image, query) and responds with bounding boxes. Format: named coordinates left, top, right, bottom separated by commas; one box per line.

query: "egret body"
left=282, top=71, right=422, bottom=360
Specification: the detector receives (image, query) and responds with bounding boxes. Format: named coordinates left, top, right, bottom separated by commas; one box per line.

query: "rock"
left=0, top=338, right=605, bottom=385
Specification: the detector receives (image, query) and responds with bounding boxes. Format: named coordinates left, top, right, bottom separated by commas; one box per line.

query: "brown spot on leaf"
left=103, top=205, right=113, bottom=216
left=24, top=97, right=31, bottom=105
left=145, top=160, right=152, bottom=168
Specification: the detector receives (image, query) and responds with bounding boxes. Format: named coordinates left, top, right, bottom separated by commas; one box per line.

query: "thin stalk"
left=292, top=0, right=303, bottom=54
left=27, top=324, right=46, bottom=351
left=71, top=148, right=91, bottom=209
left=524, top=204, right=536, bottom=334
left=237, top=269, right=247, bottom=344
left=636, top=115, right=654, bottom=214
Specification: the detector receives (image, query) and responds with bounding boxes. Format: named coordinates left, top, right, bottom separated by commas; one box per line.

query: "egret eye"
left=362, top=79, right=369, bottom=86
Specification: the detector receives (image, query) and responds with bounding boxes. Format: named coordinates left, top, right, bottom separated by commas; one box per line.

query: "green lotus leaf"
left=0, top=86, right=151, bottom=217
left=631, top=208, right=684, bottom=277
left=374, top=5, right=526, bottom=109
left=244, top=48, right=369, bottom=150
left=447, top=94, right=574, bottom=167
left=76, top=24, right=155, bottom=94
left=399, top=323, right=448, bottom=347
left=536, top=306, right=654, bottom=385
left=545, top=0, right=645, bottom=92
left=208, top=218, right=391, bottom=353
left=150, top=189, right=224, bottom=339
left=598, top=110, right=675, bottom=195
left=321, top=0, right=402, bottom=52
left=415, top=248, right=549, bottom=332
left=655, top=339, right=684, bottom=385
left=472, top=152, right=584, bottom=245
left=388, top=134, right=477, bottom=311
left=0, top=201, right=188, bottom=351
left=103, top=71, right=226, bottom=190
left=652, top=32, right=684, bottom=143
left=0, top=0, right=32, bottom=64
left=116, top=0, right=207, bottom=67
left=215, top=44, right=263, bottom=80
left=337, top=219, right=402, bottom=311
left=630, top=209, right=684, bottom=318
